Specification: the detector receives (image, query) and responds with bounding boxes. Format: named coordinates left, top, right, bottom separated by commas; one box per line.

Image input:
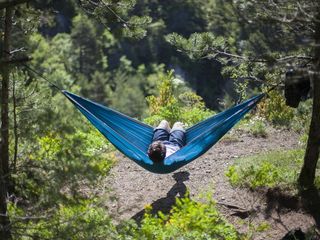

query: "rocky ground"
left=106, top=128, right=318, bottom=239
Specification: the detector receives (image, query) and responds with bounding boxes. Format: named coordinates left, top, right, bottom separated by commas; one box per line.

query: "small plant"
left=257, top=90, right=294, bottom=126
left=237, top=220, right=271, bottom=240
left=239, top=116, right=268, bottom=138
left=250, top=120, right=267, bottom=138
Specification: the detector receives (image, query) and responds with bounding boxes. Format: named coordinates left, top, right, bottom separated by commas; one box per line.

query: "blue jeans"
left=152, top=129, right=186, bottom=148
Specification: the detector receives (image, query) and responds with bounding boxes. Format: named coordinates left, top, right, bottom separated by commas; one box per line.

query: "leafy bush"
left=238, top=116, right=268, bottom=138
left=250, top=120, right=267, bottom=138
left=10, top=127, right=116, bottom=239
left=144, top=71, right=214, bottom=127
left=122, top=195, right=240, bottom=240
left=14, top=129, right=115, bottom=203
left=253, top=89, right=312, bottom=134
left=257, top=90, right=294, bottom=126
left=9, top=200, right=118, bottom=239
left=226, top=149, right=305, bottom=189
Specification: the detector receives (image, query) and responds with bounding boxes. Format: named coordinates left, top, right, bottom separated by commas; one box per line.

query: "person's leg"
left=171, top=122, right=184, bottom=132
left=169, top=122, right=186, bottom=147
left=152, top=120, right=170, bottom=142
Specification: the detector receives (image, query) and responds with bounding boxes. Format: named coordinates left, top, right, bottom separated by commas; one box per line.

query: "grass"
left=225, top=149, right=308, bottom=189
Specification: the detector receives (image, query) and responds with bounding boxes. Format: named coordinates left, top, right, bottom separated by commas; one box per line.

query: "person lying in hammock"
left=147, top=120, right=186, bottom=162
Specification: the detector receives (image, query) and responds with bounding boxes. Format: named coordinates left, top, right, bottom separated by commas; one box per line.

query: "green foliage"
left=5, top=1, right=317, bottom=239
left=249, top=121, right=267, bottom=138
left=226, top=149, right=305, bottom=189
left=123, top=195, right=240, bottom=240
left=226, top=166, right=240, bottom=186
left=256, top=90, right=312, bottom=131
left=9, top=200, right=118, bottom=239
left=243, top=221, right=270, bottom=240
left=78, top=0, right=152, bottom=39
left=258, top=90, right=294, bottom=126
left=238, top=116, right=268, bottom=138
left=315, top=177, right=320, bottom=190
left=144, top=71, right=214, bottom=127
left=179, top=92, right=214, bottom=126
left=123, top=15, right=153, bottom=39
left=165, top=32, right=226, bottom=60
left=14, top=127, right=115, bottom=203
left=29, top=32, right=76, bottom=89
left=291, top=99, right=312, bottom=133
left=8, top=75, right=116, bottom=238
left=106, top=57, right=157, bottom=118
left=71, top=14, right=103, bottom=78
left=145, top=70, right=181, bottom=125
left=10, top=123, right=116, bottom=239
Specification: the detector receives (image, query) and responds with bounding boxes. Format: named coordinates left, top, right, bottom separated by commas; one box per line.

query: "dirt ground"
left=106, top=128, right=319, bottom=240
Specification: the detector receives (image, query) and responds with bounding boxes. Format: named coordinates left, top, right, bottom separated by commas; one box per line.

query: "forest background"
left=0, top=0, right=319, bottom=239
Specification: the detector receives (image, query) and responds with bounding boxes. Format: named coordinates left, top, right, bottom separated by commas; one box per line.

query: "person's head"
left=147, top=141, right=166, bottom=163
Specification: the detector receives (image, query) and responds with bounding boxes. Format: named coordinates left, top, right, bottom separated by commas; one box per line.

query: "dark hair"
left=147, top=141, right=166, bottom=163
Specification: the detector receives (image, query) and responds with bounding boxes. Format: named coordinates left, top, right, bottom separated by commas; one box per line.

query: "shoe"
left=171, top=122, right=185, bottom=132
left=156, top=120, right=171, bottom=132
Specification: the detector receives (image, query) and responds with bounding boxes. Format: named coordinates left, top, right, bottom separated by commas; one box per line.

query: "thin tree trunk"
left=0, top=7, right=13, bottom=240
left=298, top=11, right=320, bottom=189
left=12, top=75, right=18, bottom=173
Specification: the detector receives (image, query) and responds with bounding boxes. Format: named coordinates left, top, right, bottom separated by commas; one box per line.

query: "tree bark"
left=12, top=75, right=18, bottom=173
left=298, top=11, right=320, bottom=189
left=0, top=7, right=13, bottom=240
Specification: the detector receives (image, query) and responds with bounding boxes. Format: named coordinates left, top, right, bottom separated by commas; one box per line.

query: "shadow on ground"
left=131, top=171, right=190, bottom=224
left=265, top=186, right=320, bottom=238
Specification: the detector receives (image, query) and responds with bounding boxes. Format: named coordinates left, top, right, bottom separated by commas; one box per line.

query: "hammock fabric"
left=63, top=90, right=264, bottom=174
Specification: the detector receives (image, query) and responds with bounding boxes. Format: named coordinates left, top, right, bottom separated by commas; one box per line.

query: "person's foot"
left=171, top=122, right=185, bottom=132
left=156, top=120, right=171, bottom=132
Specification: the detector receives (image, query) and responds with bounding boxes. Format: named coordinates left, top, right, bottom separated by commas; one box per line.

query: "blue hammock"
left=63, top=91, right=264, bottom=174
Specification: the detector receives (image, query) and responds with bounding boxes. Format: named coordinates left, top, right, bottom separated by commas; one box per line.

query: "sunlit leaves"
left=128, top=195, right=240, bottom=239
left=144, top=71, right=214, bottom=127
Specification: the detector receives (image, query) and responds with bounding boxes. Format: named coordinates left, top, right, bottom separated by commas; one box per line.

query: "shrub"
left=9, top=200, right=118, bottom=239
left=123, top=195, right=240, bottom=240
left=226, top=149, right=305, bottom=189
left=257, top=90, right=294, bottom=126
left=238, top=116, right=268, bottom=138
left=144, top=71, right=214, bottom=127
left=10, top=128, right=116, bottom=239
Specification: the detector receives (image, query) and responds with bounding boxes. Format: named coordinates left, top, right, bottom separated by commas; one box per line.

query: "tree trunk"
left=12, top=75, right=18, bottom=173
left=298, top=12, right=320, bottom=189
left=0, top=7, right=13, bottom=240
